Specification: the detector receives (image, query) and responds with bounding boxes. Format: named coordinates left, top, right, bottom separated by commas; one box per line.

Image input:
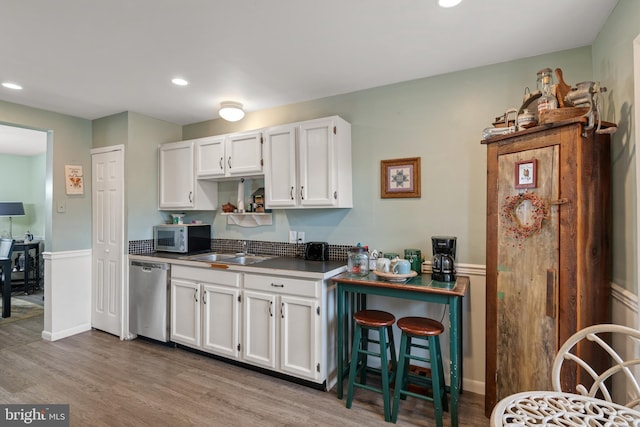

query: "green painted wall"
left=92, top=111, right=183, bottom=240
left=0, top=153, right=45, bottom=239
left=183, top=47, right=594, bottom=265
left=592, top=0, right=640, bottom=293
left=0, top=100, right=92, bottom=252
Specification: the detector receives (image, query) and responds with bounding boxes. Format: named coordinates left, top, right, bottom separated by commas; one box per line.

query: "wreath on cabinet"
left=501, top=191, right=549, bottom=245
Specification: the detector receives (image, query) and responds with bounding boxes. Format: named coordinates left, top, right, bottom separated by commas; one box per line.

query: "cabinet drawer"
left=244, top=274, right=319, bottom=298
left=172, top=265, right=241, bottom=287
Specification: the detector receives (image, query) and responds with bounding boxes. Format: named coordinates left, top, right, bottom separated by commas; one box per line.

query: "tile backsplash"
left=128, top=238, right=351, bottom=261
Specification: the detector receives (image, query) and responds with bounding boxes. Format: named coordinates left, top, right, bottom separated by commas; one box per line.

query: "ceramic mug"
left=393, top=259, right=411, bottom=275
left=376, top=257, right=391, bottom=273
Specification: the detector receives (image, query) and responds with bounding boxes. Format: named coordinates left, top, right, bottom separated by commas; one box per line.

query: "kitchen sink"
left=223, top=255, right=273, bottom=265
left=182, top=253, right=237, bottom=262
left=182, top=252, right=274, bottom=265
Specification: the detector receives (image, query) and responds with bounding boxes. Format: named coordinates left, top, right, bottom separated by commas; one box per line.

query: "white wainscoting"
left=610, top=282, right=640, bottom=404
left=42, top=250, right=92, bottom=341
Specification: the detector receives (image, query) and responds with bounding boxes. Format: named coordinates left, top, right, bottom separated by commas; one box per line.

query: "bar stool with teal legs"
left=392, top=316, right=448, bottom=426
left=345, top=309, right=397, bottom=422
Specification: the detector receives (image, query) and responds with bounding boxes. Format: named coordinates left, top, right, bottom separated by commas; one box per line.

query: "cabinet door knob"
left=219, top=157, right=224, bottom=170
left=281, top=302, right=284, bottom=319
left=228, top=157, right=232, bottom=169
left=268, top=300, right=273, bottom=317
left=290, top=186, right=294, bottom=200
left=194, top=289, right=198, bottom=303
left=188, top=191, right=193, bottom=203
left=300, top=186, right=304, bottom=200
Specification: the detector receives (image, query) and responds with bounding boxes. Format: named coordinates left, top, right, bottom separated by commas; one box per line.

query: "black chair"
left=1, top=238, right=15, bottom=318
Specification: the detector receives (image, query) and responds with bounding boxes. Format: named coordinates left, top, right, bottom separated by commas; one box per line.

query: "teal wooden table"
left=332, top=273, right=469, bottom=427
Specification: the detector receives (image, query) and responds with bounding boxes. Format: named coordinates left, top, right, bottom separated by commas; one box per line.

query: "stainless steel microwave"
left=153, top=224, right=211, bottom=253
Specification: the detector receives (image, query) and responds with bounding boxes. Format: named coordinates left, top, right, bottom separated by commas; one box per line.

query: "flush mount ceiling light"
left=218, top=101, right=245, bottom=122
left=438, top=0, right=462, bottom=7
left=171, top=77, right=189, bottom=86
left=2, top=82, right=23, bottom=90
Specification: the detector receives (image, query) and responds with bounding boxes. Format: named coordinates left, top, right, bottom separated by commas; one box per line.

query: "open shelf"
left=221, top=212, right=273, bottom=227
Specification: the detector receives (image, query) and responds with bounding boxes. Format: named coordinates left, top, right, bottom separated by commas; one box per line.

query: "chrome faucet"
left=241, top=240, right=247, bottom=255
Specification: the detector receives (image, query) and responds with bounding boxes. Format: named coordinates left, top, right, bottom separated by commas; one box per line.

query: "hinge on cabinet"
left=237, top=343, right=241, bottom=351
left=333, top=126, right=337, bottom=135
left=238, top=295, right=242, bottom=303
left=316, top=306, right=320, bottom=315
left=317, top=363, right=320, bottom=372
left=261, top=159, right=263, bottom=166
left=260, top=136, right=264, bottom=144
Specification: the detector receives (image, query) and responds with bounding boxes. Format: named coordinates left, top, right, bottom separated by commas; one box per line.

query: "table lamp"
left=0, top=201, right=25, bottom=239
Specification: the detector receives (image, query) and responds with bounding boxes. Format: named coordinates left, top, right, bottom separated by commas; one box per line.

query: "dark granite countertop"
left=129, top=252, right=346, bottom=279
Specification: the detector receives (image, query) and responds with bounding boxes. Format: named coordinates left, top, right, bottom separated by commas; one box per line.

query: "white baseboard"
left=42, top=323, right=92, bottom=342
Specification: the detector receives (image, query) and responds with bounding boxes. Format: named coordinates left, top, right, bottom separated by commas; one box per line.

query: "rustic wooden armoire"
left=483, top=117, right=613, bottom=415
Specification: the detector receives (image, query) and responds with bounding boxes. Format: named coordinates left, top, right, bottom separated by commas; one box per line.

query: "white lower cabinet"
left=170, top=265, right=335, bottom=387
left=171, top=278, right=201, bottom=347
left=243, top=274, right=321, bottom=382
left=170, top=266, right=241, bottom=359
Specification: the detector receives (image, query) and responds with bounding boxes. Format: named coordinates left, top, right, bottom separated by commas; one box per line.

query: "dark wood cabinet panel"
left=483, top=118, right=612, bottom=415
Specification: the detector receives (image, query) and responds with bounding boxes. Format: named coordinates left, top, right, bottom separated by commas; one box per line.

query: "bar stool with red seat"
left=392, top=316, right=448, bottom=426
left=345, top=309, right=397, bottom=422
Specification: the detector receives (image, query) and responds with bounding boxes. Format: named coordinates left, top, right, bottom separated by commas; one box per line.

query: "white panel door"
left=243, top=290, right=276, bottom=369
left=202, top=283, right=240, bottom=358
left=225, top=131, right=263, bottom=177
left=299, top=119, right=335, bottom=206
left=91, top=147, right=124, bottom=337
left=195, top=137, right=225, bottom=178
left=264, top=125, right=298, bottom=207
left=280, top=295, right=319, bottom=380
left=170, top=279, right=201, bottom=348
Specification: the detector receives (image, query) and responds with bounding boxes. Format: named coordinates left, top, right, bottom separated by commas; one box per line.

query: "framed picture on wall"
left=381, top=157, right=421, bottom=198
left=514, top=159, right=537, bottom=189
left=65, top=165, right=84, bottom=195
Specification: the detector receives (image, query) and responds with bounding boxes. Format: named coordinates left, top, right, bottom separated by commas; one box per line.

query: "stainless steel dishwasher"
left=129, top=260, right=170, bottom=342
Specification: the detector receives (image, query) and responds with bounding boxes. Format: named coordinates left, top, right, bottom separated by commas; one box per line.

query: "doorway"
left=0, top=124, right=47, bottom=327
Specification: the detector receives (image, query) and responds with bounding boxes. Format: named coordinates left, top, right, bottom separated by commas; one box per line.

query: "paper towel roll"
left=237, top=178, right=245, bottom=212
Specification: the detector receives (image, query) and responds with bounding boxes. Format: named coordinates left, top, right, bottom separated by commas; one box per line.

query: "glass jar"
left=536, top=68, right=558, bottom=115
left=348, top=246, right=370, bottom=276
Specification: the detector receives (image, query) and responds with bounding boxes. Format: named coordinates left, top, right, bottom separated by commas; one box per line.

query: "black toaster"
left=305, top=242, right=329, bottom=261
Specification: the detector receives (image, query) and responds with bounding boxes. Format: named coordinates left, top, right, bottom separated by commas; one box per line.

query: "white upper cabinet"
left=195, top=136, right=225, bottom=178
left=158, top=140, right=218, bottom=210
left=263, top=125, right=298, bottom=207
left=264, top=116, right=352, bottom=209
left=196, top=131, right=263, bottom=179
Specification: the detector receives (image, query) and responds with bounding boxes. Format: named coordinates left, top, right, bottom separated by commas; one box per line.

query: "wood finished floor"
left=0, top=315, right=488, bottom=426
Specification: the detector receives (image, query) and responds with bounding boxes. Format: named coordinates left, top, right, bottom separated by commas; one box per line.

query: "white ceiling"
left=0, top=0, right=619, bottom=130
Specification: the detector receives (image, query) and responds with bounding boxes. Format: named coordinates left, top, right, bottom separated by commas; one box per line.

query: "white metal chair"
left=552, top=323, right=640, bottom=408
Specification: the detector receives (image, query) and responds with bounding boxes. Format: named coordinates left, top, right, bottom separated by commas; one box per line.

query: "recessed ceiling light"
left=171, top=78, right=189, bottom=86
left=2, top=82, right=23, bottom=90
left=438, top=0, right=462, bottom=7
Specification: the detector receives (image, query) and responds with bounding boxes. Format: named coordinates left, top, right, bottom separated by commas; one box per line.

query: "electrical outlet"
left=288, top=230, right=298, bottom=244
left=57, top=200, right=66, bottom=213
left=297, top=231, right=305, bottom=244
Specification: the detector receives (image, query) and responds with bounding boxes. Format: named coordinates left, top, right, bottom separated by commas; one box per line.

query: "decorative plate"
left=374, top=270, right=418, bottom=282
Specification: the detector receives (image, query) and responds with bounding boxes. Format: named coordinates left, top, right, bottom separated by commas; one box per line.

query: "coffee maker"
left=431, top=236, right=456, bottom=282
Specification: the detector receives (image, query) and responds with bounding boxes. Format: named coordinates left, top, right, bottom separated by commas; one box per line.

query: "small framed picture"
left=381, top=157, right=421, bottom=198
left=65, top=165, right=84, bottom=195
left=514, top=159, right=537, bottom=189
